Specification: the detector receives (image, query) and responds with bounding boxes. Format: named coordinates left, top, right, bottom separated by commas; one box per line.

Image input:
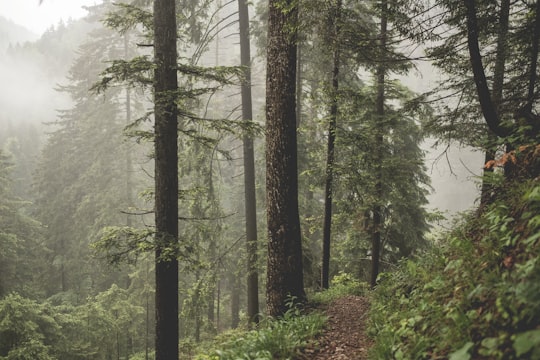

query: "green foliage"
left=0, top=294, right=58, bottom=360
left=368, top=180, right=540, bottom=359
left=0, top=284, right=149, bottom=360
left=195, top=304, right=326, bottom=360
left=310, top=272, right=369, bottom=304
left=409, top=0, right=540, bottom=148
left=93, top=226, right=155, bottom=265
left=0, top=151, right=47, bottom=298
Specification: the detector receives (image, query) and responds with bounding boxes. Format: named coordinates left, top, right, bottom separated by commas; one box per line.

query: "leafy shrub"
left=195, top=303, right=326, bottom=360
left=368, top=181, right=540, bottom=359
left=310, top=272, right=369, bottom=305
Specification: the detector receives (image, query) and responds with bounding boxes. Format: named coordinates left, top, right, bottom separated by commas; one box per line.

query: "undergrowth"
left=368, top=179, right=540, bottom=359
left=195, top=301, right=326, bottom=360
left=192, top=273, right=368, bottom=359
left=310, top=272, right=369, bottom=305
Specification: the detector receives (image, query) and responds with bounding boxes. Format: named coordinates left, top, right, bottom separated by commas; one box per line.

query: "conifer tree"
left=266, top=0, right=306, bottom=317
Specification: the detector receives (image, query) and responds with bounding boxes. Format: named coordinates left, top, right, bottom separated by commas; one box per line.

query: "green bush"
left=368, top=181, right=540, bottom=359
left=310, top=272, right=369, bottom=305
left=195, top=303, right=326, bottom=360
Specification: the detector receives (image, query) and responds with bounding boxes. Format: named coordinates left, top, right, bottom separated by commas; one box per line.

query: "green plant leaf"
left=513, top=329, right=540, bottom=357
left=449, top=342, right=473, bottom=360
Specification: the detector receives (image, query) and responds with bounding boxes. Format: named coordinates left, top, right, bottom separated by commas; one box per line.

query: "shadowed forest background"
left=1, top=0, right=539, bottom=359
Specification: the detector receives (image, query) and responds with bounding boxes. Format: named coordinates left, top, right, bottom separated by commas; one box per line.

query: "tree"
left=33, top=2, right=145, bottom=298
left=464, top=0, right=539, bottom=180
left=0, top=150, right=46, bottom=298
left=265, top=0, right=306, bottom=317
left=321, top=0, right=342, bottom=290
left=331, top=79, right=430, bottom=282
left=153, top=0, right=179, bottom=358
left=371, top=0, right=388, bottom=288
left=292, top=0, right=378, bottom=288
left=238, top=0, right=260, bottom=324
left=402, top=0, right=540, bottom=179
left=95, top=0, right=247, bottom=345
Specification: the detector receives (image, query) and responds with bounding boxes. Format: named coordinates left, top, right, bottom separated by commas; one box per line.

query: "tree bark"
left=321, top=0, right=341, bottom=290
left=153, top=0, right=179, bottom=358
left=238, top=0, right=260, bottom=326
left=266, top=0, right=305, bottom=317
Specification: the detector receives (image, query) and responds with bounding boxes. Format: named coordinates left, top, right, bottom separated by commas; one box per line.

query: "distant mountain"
left=0, top=16, right=38, bottom=51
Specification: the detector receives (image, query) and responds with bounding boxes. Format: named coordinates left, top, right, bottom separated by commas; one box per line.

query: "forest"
left=0, top=0, right=539, bottom=359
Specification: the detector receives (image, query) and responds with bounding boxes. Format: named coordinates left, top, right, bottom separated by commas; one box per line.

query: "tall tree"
left=402, top=0, right=540, bottom=178
left=238, top=0, right=260, bottom=324
left=371, top=0, right=387, bottom=288
left=321, top=0, right=342, bottom=290
left=0, top=150, right=46, bottom=298
left=34, top=2, right=145, bottom=298
left=463, top=0, right=510, bottom=138
left=266, top=0, right=305, bottom=317
left=153, top=0, right=179, bottom=358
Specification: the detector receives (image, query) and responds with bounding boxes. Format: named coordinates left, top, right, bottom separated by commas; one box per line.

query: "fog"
left=0, top=5, right=483, bottom=219
left=0, top=2, right=493, bottom=357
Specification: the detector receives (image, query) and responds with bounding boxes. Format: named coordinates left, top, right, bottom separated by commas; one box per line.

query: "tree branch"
left=464, top=0, right=511, bottom=137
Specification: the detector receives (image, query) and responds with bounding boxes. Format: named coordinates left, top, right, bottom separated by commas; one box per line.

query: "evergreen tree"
left=34, top=1, right=147, bottom=299
left=0, top=151, right=47, bottom=298
left=152, top=0, right=179, bottom=357
left=333, top=79, right=430, bottom=280
left=238, top=0, right=260, bottom=325
left=266, top=0, right=306, bottom=317
left=400, top=0, right=540, bottom=175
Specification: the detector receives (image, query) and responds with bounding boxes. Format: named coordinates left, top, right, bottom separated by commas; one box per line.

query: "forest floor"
left=297, top=295, right=373, bottom=359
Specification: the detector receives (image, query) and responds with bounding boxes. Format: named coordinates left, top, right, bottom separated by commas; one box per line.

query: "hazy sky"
left=0, top=0, right=103, bottom=35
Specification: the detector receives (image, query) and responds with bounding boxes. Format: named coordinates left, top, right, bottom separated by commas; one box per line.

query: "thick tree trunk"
left=153, top=0, right=179, bottom=359
left=371, top=0, right=387, bottom=289
left=266, top=0, right=305, bottom=317
left=238, top=0, right=260, bottom=326
left=321, top=0, right=342, bottom=290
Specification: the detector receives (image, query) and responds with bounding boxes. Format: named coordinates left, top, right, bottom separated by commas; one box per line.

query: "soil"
left=297, top=295, right=373, bottom=360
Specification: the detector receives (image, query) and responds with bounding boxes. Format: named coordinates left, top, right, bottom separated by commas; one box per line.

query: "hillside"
left=369, top=169, right=540, bottom=359
left=0, top=16, right=37, bottom=51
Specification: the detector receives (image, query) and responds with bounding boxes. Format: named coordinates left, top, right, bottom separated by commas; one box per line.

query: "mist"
left=0, top=0, right=501, bottom=358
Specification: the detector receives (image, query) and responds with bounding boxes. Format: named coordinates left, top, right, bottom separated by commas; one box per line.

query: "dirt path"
left=298, top=295, right=373, bottom=360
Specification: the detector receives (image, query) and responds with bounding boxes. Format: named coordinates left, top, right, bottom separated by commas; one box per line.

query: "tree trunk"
left=238, top=0, right=260, bottom=326
left=153, top=0, right=179, bottom=359
left=125, top=33, right=134, bottom=228
left=371, top=0, right=387, bottom=289
left=464, top=0, right=510, bottom=138
left=230, top=273, right=240, bottom=328
left=321, top=0, right=341, bottom=290
left=480, top=0, right=509, bottom=206
left=266, top=0, right=305, bottom=317
left=526, top=0, right=540, bottom=114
